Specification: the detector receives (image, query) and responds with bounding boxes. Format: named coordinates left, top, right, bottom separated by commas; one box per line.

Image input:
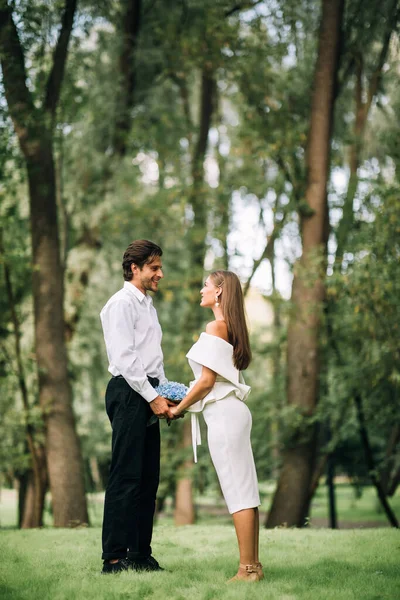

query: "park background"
left=0, top=0, right=399, bottom=598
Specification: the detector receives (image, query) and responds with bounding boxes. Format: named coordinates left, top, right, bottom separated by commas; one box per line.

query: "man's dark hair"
left=122, top=240, right=163, bottom=281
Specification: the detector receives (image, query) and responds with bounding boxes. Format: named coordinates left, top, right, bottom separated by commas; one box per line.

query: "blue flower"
left=155, top=381, right=188, bottom=402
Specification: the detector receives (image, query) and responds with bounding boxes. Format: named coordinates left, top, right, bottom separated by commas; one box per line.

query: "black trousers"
left=101, top=376, right=160, bottom=561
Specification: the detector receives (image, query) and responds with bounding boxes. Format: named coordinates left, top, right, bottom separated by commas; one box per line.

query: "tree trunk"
left=0, top=0, right=88, bottom=528
left=269, top=240, right=283, bottom=483
left=381, top=424, right=400, bottom=497
left=326, top=427, right=338, bottom=529
left=184, top=63, right=217, bottom=333
left=18, top=471, right=28, bottom=528
left=335, top=56, right=366, bottom=265
left=267, top=0, right=344, bottom=528
left=20, top=447, right=48, bottom=529
left=112, top=0, right=142, bottom=156
left=89, top=456, right=103, bottom=493
left=174, top=62, right=217, bottom=525
left=27, top=143, right=89, bottom=527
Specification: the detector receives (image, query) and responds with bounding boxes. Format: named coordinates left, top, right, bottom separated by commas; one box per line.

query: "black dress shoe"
left=102, top=558, right=132, bottom=574
left=132, top=556, right=165, bottom=572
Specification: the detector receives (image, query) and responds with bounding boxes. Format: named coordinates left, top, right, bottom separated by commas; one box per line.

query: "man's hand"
left=149, top=395, right=175, bottom=420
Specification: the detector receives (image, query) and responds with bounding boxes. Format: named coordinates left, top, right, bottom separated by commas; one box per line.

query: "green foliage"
left=1, top=0, right=400, bottom=516
left=0, top=129, right=40, bottom=482
left=322, top=187, right=400, bottom=480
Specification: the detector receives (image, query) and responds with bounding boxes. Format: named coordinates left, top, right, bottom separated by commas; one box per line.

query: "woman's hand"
left=170, top=405, right=183, bottom=418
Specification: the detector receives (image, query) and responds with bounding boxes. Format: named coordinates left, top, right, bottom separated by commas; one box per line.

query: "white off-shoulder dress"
left=186, top=332, right=260, bottom=514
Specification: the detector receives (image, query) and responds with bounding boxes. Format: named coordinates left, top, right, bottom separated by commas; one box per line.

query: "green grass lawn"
left=0, top=525, right=399, bottom=599
left=306, top=483, right=400, bottom=525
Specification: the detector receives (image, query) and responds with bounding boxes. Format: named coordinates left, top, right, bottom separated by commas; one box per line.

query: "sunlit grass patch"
left=0, top=525, right=399, bottom=600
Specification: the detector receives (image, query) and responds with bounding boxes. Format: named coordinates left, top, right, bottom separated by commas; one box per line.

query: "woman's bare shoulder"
left=205, top=320, right=229, bottom=343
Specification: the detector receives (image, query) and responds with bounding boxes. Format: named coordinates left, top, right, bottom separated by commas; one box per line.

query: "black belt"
left=112, top=374, right=159, bottom=387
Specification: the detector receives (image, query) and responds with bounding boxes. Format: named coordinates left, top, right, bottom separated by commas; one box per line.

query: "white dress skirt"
left=186, top=332, right=261, bottom=514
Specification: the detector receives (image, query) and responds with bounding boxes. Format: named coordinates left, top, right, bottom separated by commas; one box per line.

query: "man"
left=100, top=239, right=175, bottom=574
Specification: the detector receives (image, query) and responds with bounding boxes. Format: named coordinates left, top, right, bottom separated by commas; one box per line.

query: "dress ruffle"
left=186, top=332, right=251, bottom=462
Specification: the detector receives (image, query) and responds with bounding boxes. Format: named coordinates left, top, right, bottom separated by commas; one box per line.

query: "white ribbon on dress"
left=191, top=413, right=202, bottom=463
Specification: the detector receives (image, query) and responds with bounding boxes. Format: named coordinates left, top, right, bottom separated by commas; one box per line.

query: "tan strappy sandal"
left=254, top=561, right=264, bottom=580
left=227, top=563, right=260, bottom=583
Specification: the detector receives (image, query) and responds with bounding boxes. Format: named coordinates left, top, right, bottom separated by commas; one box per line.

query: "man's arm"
left=101, top=299, right=174, bottom=418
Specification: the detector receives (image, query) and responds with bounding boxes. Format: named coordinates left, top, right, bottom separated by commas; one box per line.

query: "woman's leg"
left=254, top=507, right=259, bottom=563
left=232, top=508, right=256, bottom=565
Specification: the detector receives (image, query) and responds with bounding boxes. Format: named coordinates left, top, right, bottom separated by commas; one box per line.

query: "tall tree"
left=335, top=0, right=400, bottom=266
left=112, top=0, right=142, bottom=156
left=0, top=0, right=88, bottom=526
left=174, top=61, right=217, bottom=526
left=267, top=0, right=344, bottom=528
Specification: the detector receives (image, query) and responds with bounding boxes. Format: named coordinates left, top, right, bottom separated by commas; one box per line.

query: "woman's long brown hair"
left=209, top=271, right=252, bottom=371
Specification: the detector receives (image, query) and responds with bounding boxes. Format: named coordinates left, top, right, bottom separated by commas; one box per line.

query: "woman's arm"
left=172, top=365, right=217, bottom=416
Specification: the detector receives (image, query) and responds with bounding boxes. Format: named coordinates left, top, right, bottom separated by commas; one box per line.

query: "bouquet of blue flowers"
left=155, top=381, right=188, bottom=402
left=147, top=381, right=188, bottom=427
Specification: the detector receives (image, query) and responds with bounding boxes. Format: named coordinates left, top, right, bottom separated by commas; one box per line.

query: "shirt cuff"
left=141, top=381, right=159, bottom=403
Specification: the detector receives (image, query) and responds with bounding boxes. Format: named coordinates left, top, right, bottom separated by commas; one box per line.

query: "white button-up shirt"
left=100, top=281, right=167, bottom=402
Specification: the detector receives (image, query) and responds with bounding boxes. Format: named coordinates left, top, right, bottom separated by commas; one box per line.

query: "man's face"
left=131, top=256, right=164, bottom=294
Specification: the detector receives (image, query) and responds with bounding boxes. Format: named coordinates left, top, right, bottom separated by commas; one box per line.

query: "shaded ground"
left=1, top=484, right=399, bottom=530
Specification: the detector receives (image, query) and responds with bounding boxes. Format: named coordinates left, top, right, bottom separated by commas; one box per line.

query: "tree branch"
left=354, top=393, right=399, bottom=528
left=275, top=154, right=304, bottom=204
left=366, top=0, right=400, bottom=112
left=168, top=71, right=193, bottom=146
left=243, top=209, right=287, bottom=296
left=44, top=0, right=77, bottom=122
left=225, top=0, right=264, bottom=18
left=0, top=2, right=36, bottom=147
left=191, top=63, right=216, bottom=183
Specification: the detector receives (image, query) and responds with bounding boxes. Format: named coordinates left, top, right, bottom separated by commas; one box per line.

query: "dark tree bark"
left=186, top=62, right=217, bottom=309
left=266, top=0, right=344, bottom=528
left=326, top=428, right=338, bottom=529
left=112, top=0, right=142, bottom=156
left=20, top=447, right=48, bottom=529
left=0, top=0, right=89, bottom=526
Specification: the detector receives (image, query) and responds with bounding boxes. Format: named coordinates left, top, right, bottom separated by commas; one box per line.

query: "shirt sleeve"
left=157, top=364, right=168, bottom=386
left=101, top=299, right=158, bottom=402
left=150, top=304, right=168, bottom=385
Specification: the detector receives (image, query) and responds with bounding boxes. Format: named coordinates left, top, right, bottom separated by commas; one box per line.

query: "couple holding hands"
left=100, top=239, right=262, bottom=583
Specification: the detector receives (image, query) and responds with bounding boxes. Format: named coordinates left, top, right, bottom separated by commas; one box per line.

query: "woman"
left=170, top=270, right=263, bottom=583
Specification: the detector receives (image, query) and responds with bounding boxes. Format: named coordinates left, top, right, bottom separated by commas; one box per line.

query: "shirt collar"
left=123, top=281, right=152, bottom=304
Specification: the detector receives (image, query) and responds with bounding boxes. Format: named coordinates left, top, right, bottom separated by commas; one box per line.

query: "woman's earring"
left=215, top=296, right=220, bottom=307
